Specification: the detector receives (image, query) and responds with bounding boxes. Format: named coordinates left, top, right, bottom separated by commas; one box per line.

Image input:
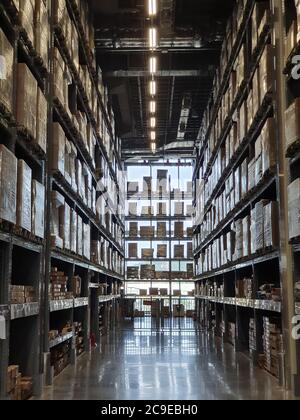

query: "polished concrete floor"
left=39, top=319, right=294, bottom=400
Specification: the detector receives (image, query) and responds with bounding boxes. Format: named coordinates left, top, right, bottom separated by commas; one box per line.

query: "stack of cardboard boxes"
left=50, top=267, right=73, bottom=301
left=249, top=318, right=257, bottom=353
left=10, top=286, right=37, bottom=304
left=7, top=366, right=33, bottom=401
left=261, top=317, right=283, bottom=378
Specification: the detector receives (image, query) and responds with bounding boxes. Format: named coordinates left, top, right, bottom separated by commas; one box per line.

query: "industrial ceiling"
left=91, top=0, right=235, bottom=159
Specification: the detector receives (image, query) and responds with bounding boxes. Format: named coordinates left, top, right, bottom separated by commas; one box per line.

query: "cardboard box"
left=0, top=145, right=17, bottom=224
left=260, top=45, right=274, bottom=99
left=0, top=28, right=14, bottom=112
left=174, top=221, right=184, bottom=238
left=17, top=160, right=32, bottom=232
left=288, top=178, right=300, bottom=239
left=242, top=216, right=251, bottom=257
left=157, top=202, right=167, bottom=216
left=142, top=248, right=154, bottom=259
left=16, top=64, right=38, bottom=138
left=174, top=245, right=184, bottom=258
left=127, top=266, right=139, bottom=279
left=140, top=226, right=155, bottom=238
left=32, top=180, right=45, bottom=239
left=59, top=203, right=71, bottom=250
left=34, top=0, right=49, bottom=65
left=77, top=215, right=83, bottom=256
left=20, top=0, right=35, bottom=44
left=157, top=222, right=167, bottom=237
left=157, top=244, right=167, bottom=258
left=285, top=99, right=300, bottom=151
left=261, top=118, right=276, bottom=173
left=83, top=223, right=90, bottom=260
left=52, top=123, right=65, bottom=174
left=128, top=202, right=137, bottom=216
left=264, top=202, right=279, bottom=248
left=129, top=222, right=138, bottom=237
left=70, top=209, right=77, bottom=253
left=128, top=243, right=137, bottom=258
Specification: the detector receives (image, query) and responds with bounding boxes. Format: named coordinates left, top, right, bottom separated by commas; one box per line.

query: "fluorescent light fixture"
left=150, top=117, right=156, bottom=128
left=149, top=56, right=157, bottom=74
left=151, top=142, right=156, bottom=152
left=148, top=0, right=157, bottom=16
left=150, top=131, right=156, bottom=141
left=149, top=28, right=157, bottom=49
left=150, top=80, right=156, bottom=96
left=150, top=101, right=156, bottom=114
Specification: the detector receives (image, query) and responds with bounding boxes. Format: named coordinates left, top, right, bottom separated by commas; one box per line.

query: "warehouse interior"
left=0, top=0, right=300, bottom=401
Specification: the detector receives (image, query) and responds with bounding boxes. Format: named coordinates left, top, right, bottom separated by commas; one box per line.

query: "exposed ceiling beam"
left=105, top=69, right=212, bottom=78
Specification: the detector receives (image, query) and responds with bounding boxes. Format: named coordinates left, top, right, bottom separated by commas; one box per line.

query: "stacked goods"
left=127, top=267, right=139, bottom=279
left=50, top=267, right=72, bottom=301
left=141, top=248, right=154, bottom=259
left=128, top=202, right=137, bottom=216
left=157, top=222, right=167, bottom=237
left=129, top=222, right=138, bottom=237
left=127, top=182, right=139, bottom=195
left=288, top=178, right=300, bottom=239
left=186, top=205, right=193, bottom=217
left=174, top=244, right=184, bottom=258
left=174, top=221, right=184, bottom=238
left=187, top=242, right=193, bottom=259
left=157, top=244, right=167, bottom=258
left=139, top=289, right=148, bottom=296
left=173, top=304, right=185, bottom=317
left=156, top=170, right=168, bottom=195
left=251, top=1, right=271, bottom=53
left=155, top=271, right=169, bottom=280
left=187, top=227, right=193, bottom=237
left=285, top=99, right=300, bottom=152
left=140, top=226, right=155, bottom=238
left=34, top=0, right=49, bottom=65
left=0, top=29, right=14, bottom=113
left=128, top=243, right=137, bottom=258
left=0, top=145, right=18, bottom=224
left=149, top=288, right=159, bottom=296
left=162, top=307, right=170, bottom=317
left=142, top=177, right=152, bottom=196
left=235, top=278, right=253, bottom=299
left=51, top=341, right=71, bottom=377
left=262, top=317, right=283, bottom=378
left=7, top=366, right=33, bottom=401
left=141, top=206, right=153, bottom=216
left=257, top=284, right=282, bottom=302
left=50, top=191, right=65, bottom=248
left=74, top=322, right=84, bottom=356
left=140, top=264, right=155, bottom=279
left=16, top=64, right=37, bottom=139
left=32, top=180, right=45, bottom=239
left=171, top=271, right=187, bottom=280
left=10, top=286, right=37, bottom=304
left=249, top=318, right=257, bottom=353
left=160, top=289, right=168, bottom=296
left=157, top=202, right=167, bottom=216
left=70, top=276, right=81, bottom=298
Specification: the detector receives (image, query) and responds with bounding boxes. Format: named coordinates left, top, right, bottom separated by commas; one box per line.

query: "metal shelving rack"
left=0, top=0, right=124, bottom=399
left=125, top=160, right=194, bottom=319
left=193, top=0, right=299, bottom=391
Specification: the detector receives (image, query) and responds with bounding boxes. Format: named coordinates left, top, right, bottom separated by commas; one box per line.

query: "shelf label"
left=0, top=315, right=6, bottom=340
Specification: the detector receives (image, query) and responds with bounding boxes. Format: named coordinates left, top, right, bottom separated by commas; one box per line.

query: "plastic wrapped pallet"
left=70, top=209, right=77, bottom=253
left=17, top=160, right=32, bottom=232
left=32, top=180, right=45, bottom=239
left=142, top=248, right=154, bottom=259
left=51, top=123, right=65, bottom=175
left=59, top=202, right=71, bottom=250
left=157, top=222, right=167, bottom=237
left=0, top=29, right=14, bottom=113
left=128, top=243, right=137, bottom=258
left=174, top=245, right=184, bottom=259
left=16, top=64, right=37, bottom=138
left=261, top=118, right=276, bottom=174
left=36, top=88, right=47, bottom=154
left=34, top=0, right=49, bottom=65
left=19, top=0, right=35, bottom=45
left=260, top=45, right=274, bottom=100
left=264, top=201, right=279, bottom=248
left=285, top=99, right=300, bottom=151
left=157, top=244, right=167, bottom=258
left=50, top=191, right=64, bottom=248
left=288, top=178, right=300, bottom=239
left=0, top=145, right=17, bottom=224
left=83, top=223, right=90, bottom=260
left=157, top=202, right=167, bottom=216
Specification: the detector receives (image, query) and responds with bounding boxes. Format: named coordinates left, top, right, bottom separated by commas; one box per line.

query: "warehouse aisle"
left=39, top=320, right=293, bottom=400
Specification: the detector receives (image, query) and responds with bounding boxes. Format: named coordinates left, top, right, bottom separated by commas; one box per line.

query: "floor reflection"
left=39, top=318, right=294, bottom=400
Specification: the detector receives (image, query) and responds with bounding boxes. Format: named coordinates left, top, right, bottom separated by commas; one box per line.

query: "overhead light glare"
left=148, top=0, right=157, bottom=16
left=150, top=80, right=156, bottom=96
left=150, top=117, right=156, bottom=128
left=150, top=131, right=156, bottom=141
left=149, top=56, right=157, bottom=74
left=150, top=101, right=156, bottom=114
left=149, top=28, right=157, bottom=49
left=151, top=142, right=156, bottom=152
